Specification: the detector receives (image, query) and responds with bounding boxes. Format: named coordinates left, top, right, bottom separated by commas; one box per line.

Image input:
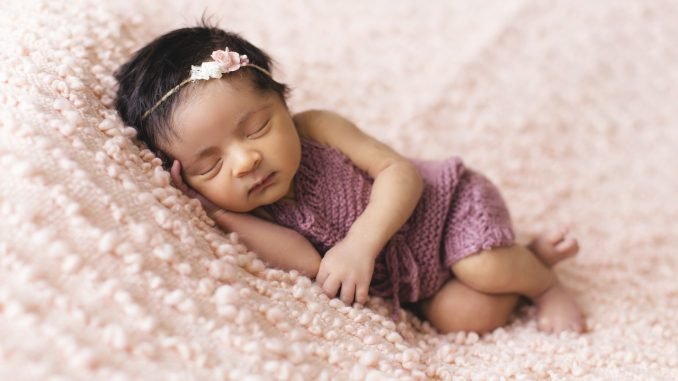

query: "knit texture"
left=1, top=0, right=678, bottom=380
left=265, top=137, right=515, bottom=317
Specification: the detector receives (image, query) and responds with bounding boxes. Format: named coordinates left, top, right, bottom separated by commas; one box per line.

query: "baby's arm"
left=294, top=110, right=424, bottom=304
left=170, top=160, right=320, bottom=278
left=295, top=110, right=424, bottom=256
left=210, top=211, right=321, bottom=278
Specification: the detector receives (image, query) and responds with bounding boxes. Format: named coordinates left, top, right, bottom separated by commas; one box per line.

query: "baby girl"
left=114, top=23, right=585, bottom=334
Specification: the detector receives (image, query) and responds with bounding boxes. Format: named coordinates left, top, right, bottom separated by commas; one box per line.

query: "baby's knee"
left=451, top=246, right=515, bottom=292
left=431, top=297, right=513, bottom=335
left=439, top=313, right=507, bottom=335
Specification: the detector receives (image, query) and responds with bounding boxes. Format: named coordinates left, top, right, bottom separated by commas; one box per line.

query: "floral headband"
left=141, top=47, right=272, bottom=120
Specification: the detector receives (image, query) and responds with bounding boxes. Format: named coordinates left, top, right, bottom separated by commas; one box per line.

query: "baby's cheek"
left=184, top=176, right=202, bottom=190
left=203, top=185, right=223, bottom=201
left=209, top=187, right=247, bottom=212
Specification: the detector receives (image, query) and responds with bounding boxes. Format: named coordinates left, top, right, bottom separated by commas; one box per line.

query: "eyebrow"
left=184, top=103, right=271, bottom=172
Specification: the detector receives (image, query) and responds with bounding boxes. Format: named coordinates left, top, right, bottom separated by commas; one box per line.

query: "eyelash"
left=247, top=119, right=270, bottom=138
left=199, top=120, right=270, bottom=176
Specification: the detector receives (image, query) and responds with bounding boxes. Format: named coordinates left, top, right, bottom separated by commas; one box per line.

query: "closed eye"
left=199, top=159, right=221, bottom=176
left=247, top=120, right=270, bottom=139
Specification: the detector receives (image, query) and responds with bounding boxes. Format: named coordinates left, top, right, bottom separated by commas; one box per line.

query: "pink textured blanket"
left=1, top=1, right=676, bottom=379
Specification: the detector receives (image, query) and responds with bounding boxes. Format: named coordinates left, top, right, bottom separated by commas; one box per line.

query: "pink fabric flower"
left=211, top=48, right=249, bottom=72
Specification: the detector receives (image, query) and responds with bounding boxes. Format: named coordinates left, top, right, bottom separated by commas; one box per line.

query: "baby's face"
left=164, top=77, right=301, bottom=212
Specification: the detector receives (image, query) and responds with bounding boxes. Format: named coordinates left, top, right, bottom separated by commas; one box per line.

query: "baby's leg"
left=451, top=243, right=585, bottom=333
left=415, top=280, right=519, bottom=334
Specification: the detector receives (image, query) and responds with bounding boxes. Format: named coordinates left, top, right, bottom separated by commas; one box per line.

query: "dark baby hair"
left=114, top=19, right=290, bottom=168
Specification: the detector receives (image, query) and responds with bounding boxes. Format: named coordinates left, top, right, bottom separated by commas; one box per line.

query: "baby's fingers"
left=315, top=259, right=331, bottom=285
left=170, top=160, right=196, bottom=198
left=321, top=276, right=341, bottom=299
left=170, top=160, right=189, bottom=193
left=339, top=281, right=356, bottom=306
left=355, top=283, right=369, bottom=305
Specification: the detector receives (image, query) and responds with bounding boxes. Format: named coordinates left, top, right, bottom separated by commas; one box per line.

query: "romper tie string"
left=378, top=233, right=420, bottom=322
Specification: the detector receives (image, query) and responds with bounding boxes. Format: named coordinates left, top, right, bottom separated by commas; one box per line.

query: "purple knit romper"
left=264, top=137, right=515, bottom=320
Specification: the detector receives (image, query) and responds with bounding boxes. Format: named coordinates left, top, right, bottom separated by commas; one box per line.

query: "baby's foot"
left=528, top=226, right=579, bottom=267
left=533, top=281, right=586, bottom=333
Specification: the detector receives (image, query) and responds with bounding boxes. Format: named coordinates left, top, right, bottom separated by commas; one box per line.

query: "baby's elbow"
left=296, top=236, right=321, bottom=279
left=400, top=160, right=424, bottom=196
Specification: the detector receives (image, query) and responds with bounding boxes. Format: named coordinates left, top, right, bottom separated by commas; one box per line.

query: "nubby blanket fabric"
left=0, top=1, right=676, bottom=380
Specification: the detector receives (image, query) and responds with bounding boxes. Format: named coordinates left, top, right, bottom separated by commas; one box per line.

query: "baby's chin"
left=217, top=199, right=276, bottom=214
left=220, top=204, right=257, bottom=213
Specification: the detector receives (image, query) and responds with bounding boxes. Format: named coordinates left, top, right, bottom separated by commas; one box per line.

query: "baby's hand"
left=170, top=160, right=219, bottom=216
left=316, top=237, right=377, bottom=306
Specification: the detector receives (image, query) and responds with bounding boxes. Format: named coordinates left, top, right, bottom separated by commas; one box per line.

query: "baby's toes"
left=538, top=317, right=554, bottom=333
left=564, top=313, right=587, bottom=333
left=569, top=320, right=586, bottom=333
left=555, top=238, right=579, bottom=257
left=546, top=226, right=569, bottom=245
left=549, top=316, right=580, bottom=334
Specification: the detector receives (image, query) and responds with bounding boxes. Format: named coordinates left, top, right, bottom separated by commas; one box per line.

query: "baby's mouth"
left=248, top=172, right=275, bottom=195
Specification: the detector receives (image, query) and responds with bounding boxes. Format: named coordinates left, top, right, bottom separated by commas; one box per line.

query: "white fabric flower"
left=143, top=47, right=264, bottom=120
left=189, top=48, right=252, bottom=82
left=190, top=61, right=225, bottom=81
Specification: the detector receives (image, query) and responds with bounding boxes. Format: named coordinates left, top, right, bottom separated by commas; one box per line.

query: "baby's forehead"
left=171, top=81, right=272, bottom=141
left=174, top=79, right=259, bottom=125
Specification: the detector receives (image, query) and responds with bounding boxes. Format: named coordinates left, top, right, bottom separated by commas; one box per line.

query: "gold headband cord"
left=141, top=64, right=273, bottom=120
left=141, top=48, right=273, bottom=120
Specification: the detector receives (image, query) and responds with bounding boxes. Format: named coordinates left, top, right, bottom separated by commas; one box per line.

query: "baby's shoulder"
left=292, top=109, right=321, bottom=140
left=292, top=109, right=332, bottom=132
left=292, top=109, right=355, bottom=144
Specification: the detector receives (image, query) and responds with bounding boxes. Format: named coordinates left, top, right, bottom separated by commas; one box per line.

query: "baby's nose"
left=232, top=147, right=261, bottom=176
